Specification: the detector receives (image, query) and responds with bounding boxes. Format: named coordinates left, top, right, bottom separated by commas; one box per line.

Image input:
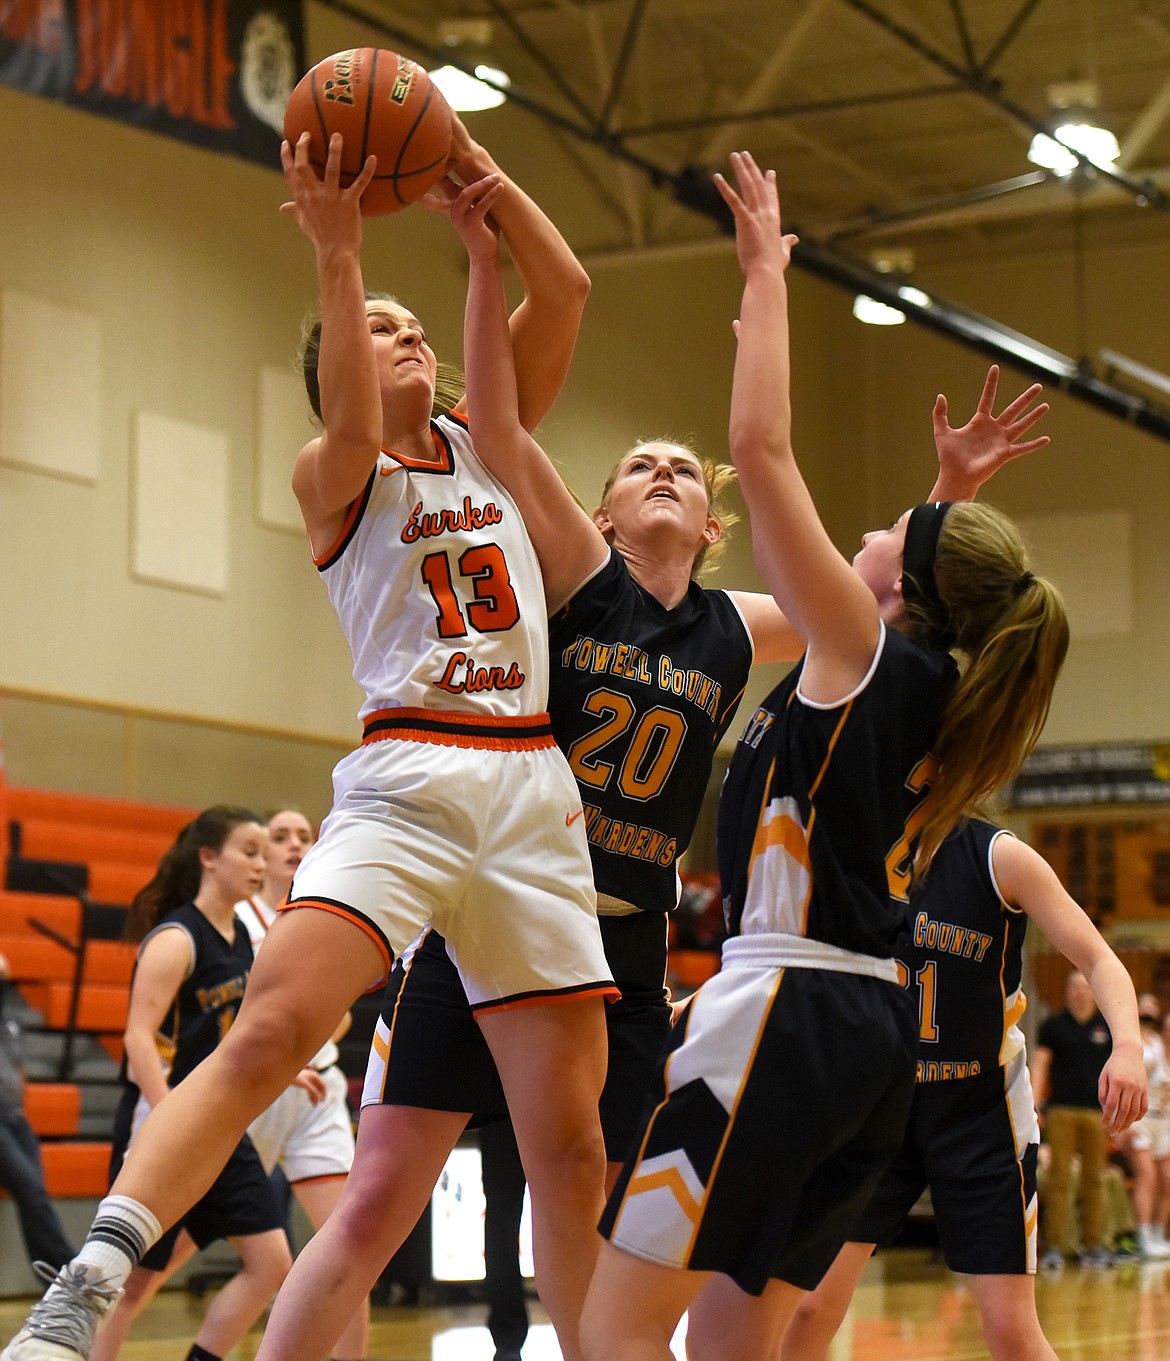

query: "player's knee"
left=780, top=1292, right=839, bottom=1357
left=522, top=1114, right=605, bottom=1195
left=979, top=1308, right=1044, bottom=1360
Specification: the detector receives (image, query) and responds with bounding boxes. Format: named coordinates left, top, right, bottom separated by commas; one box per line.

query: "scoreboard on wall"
left=1031, top=817, right=1170, bottom=926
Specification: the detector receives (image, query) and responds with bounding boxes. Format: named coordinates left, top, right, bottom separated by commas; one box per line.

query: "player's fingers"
left=323, top=132, right=344, bottom=185
left=999, top=383, right=1046, bottom=422
left=1006, top=435, right=1051, bottom=458
left=350, top=154, right=377, bottom=195
left=713, top=172, right=744, bottom=214
left=932, top=393, right=949, bottom=433
left=976, top=364, right=1000, bottom=413
left=1007, top=402, right=1050, bottom=435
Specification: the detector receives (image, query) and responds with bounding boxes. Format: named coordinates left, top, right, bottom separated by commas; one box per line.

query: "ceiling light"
left=852, top=295, right=905, bottom=326
left=1027, top=122, right=1120, bottom=175
left=897, top=285, right=932, bottom=309
left=430, top=63, right=509, bottom=112
left=1027, top=80, right=1119, bottom=176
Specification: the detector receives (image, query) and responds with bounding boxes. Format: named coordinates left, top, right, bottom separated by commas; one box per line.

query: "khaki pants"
left=1044, top=1105, right=1109, bottom=1252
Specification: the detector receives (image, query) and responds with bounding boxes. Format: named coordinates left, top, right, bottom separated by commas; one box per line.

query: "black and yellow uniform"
left=365, top=548, right=754, bottom=1160
left=109, top=903, right=283, bottom=1270
left=600, top=624, right=955, bottom=1293
left=852, top=820, right=1040, bottom=1274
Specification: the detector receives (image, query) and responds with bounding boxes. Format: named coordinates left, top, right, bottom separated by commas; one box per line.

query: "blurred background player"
left=235, top=810, right=368, bottom=1358
left=779, top=818, right=1146, bottom=1361
left=1033, top=971, right=1117, bottom=1268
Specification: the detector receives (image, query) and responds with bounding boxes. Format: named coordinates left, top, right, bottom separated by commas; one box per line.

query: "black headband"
left=902, top=501, right=957, bottom=651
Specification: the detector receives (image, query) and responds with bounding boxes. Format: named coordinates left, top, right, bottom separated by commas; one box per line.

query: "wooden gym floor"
left=2, top=1249, right=1169, bottom=1358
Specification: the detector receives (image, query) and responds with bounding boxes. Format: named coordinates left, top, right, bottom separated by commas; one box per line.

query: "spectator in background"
left=0, top=950, right=76, bottom=1271
left=1122, top=994, right=1170, bottom=1259
left=1033, top=971, right=1115, bottom=1268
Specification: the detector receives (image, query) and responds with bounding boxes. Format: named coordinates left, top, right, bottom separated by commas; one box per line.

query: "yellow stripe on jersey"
left=624, top=1167, right=702, bottom=1226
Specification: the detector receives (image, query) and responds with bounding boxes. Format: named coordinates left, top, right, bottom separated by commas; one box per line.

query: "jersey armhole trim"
left=137, top=922, right=197, bottom=982
left=314, top=468, right=377, bottom=571
left=987, top=828, right=1021, bottom=912
left=721, top=590, right=756, bottom=665
left=795, top=621, right=887, bottom=711
left=548, top=545, right=615, bottom=617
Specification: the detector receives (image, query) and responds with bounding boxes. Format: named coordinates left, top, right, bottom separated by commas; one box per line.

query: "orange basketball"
left=283, top=48, right=453, bottom=216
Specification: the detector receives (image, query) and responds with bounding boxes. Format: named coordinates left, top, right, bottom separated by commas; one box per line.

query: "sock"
left=70, top=1194, right=163, bottom=1291
left=185, top=1346, right=222, bottom=1361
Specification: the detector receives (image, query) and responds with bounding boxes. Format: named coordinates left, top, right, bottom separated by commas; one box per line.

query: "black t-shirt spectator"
left=1037, top=1008, right=1111, bottom=1108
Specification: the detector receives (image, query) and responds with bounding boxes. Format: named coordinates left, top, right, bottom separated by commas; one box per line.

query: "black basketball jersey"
left=718, top=624, right=956, bottom=958
left=548, top=548, right=753, bottom=913
left=908, top=819, right=1027, bottom=1081
left=137, top=901, right=254, bottom=1088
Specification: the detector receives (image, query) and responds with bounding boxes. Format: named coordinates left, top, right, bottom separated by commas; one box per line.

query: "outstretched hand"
left=279, top=132, right=375, bottom=253
left=933, top=364, right=1050, bottom=498
left=447, top=173, right=505, bottom=259
left=713, top=151, right=798, bottom=278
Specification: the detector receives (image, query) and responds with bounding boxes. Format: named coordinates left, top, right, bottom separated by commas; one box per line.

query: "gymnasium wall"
left=1, top=15, right=1168, bottom=812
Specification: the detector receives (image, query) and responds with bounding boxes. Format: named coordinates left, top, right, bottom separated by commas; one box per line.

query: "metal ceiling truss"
left=315, top=0, right=1170, bottom=447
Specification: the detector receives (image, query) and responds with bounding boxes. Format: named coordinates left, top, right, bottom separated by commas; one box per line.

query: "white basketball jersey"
left=314, top=413, right=549, bottom=721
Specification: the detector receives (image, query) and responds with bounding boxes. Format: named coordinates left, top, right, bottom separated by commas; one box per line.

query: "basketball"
left=282, top=48, right=454, bottom=216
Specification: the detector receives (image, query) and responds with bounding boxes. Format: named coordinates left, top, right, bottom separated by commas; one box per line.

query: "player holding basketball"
left=778, top=818, right=1146, bottom=1361
left=578, top=152, right=1070, bottom=1361
left=249, top=177, right=1052, bottom=1361
left=0, top=123, right=612, bottom=1361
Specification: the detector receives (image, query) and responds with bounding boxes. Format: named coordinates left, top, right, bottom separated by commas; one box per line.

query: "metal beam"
left=598, top=0, right=650, bottom=132
left=947, top=0, right=979, bottom=73
left=1119, top=73, right=1170, bottom=170
left=977, top=0, right=1045, bottom=78
left=837, top=0, right=1169, bottom=209
left=314, top=1, right=1170, bottom=447
left=484, top=0, right=598, bottom=127
left=619, top=82, right=959, bottom=138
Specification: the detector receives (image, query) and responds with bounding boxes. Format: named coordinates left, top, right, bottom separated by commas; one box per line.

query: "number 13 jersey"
left=314, top=412, right=549, bottom=721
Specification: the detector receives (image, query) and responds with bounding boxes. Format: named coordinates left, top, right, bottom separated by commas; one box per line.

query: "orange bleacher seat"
left=24, top=1084, right=81, bottom=1138
left=98, top=1035, right=125, bottom=1066
left=0, top=933, right=75, bottom=982
left=8, top=788, right=195, bottom=838
left=87, top=861, right=151, bottom=908
left=0, top=891, right=82, bottom=942
left=16, top=819, right=172, bottom=869
left=39, top=1142, right=112, bottom=1198
left=669, top=949, right=720, bottom=988
left=83, top=939, right=135, bottom=985
left=19, top=980, right=130, bottom=1032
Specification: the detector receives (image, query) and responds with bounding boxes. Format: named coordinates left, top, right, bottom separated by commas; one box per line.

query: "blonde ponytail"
left=907, top=502, right=1069, bottom=872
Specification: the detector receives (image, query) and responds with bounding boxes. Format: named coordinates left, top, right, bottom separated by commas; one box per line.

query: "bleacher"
left=1, top=787, right=195, bottom=1214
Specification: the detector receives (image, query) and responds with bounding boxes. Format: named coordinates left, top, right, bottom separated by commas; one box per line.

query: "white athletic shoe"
left=1137, top=1225, right=1170, bottom=1260
left=0, top=1263, right=121, bottom=1360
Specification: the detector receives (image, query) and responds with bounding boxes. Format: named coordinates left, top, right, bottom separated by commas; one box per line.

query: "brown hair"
left=907, top=501, right=1069, bottom=873
left=298, top=292, right=463, bottom=424
left=125, top=806, right=261, bottom=943
left=598, top=440, right=741, bottom=577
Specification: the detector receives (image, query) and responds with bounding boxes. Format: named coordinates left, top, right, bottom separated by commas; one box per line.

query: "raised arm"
left=728, top=367, right=1041, bottom=666
left=993, top=834, right=1147, bottom=1136
left=281, top=133, right=380, bottom=558
left=717, top=153, right=880, bottom=702
left=449, top=178, right=607, bottom=610
left=930, top=364, right=1050, bottom=501
left=436, top=118, right=590, bottom=432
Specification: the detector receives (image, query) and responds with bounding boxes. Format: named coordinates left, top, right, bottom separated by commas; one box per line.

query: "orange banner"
left=0, top=0, right=304, bottom=167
